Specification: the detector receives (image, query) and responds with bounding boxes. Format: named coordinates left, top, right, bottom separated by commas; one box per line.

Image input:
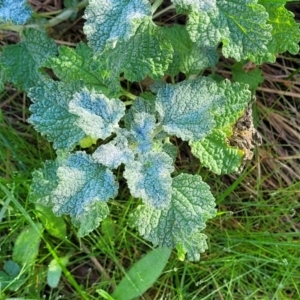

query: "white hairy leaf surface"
left=0, top=0, right=32, bottom=24
left=131, top=173, right=217, bottom=261
left=124, top=151, right=174, bottom=208
left=69, top=90, right=125, bottom=140
left=28, top=81, right=85, bottom=150
left=186, top=0, right=273, bottom=62
left=30, top=152, right=118, bottom=236
left=155, top=77, right=225, bottom=141
left=84, top=0, right=152, bottom=53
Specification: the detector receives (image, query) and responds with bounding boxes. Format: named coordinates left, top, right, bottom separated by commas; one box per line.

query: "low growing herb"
left=0, top=0, right=299, bottom=261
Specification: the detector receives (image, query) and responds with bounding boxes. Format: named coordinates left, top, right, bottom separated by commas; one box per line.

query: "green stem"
left=124, top=101, right=133, bottom=106
left=151, top=0, right=164, bottom=14
left=152, top=124, right=163, bottom=139
left=122, top=90, right=137, bottom=101
left=37, top=10, right=63, bottom=17
left=153, top=4, right=175, bottom=19
left=188, top=74, right=198, bottom=80
left=44, top=0, right=88, bottom=28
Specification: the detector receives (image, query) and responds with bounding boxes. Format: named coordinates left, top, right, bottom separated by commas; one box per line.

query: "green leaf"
left=3, top=260, right=20, bottom=278
left=47, top=256, right=69, bottom=288
left=30, top=152, right=118, bottom=236
left=155, top=77, right=225, bottom=141
left=83, top=0, right=152, bottom=53
left=190, top=81, right=251, bottom=174
left=0, top=260, right=25, bottom=291
left=214, top=81, right=251, bottom=129
left=28, top=80, right=85, bottom=150
left=112, top=247, right=171, bottom=300
left=232, top=62, right=264, bottom=90
left=257, top=0, right=300, bottom=62
left=153, top=141, right=178, bottom=163
left=68, top=89, right=125, bottom=140
left=0, top=0, right=32, bottom=24
left=101, top=21, right=173, bottom=83
left=1, top=29, right=57, bottom=91
left=171, top=0, right=216, bottom=13
left=35, top=204, right=67, bottom=239
left=190, top=129, right=244, bottom=174
left=186, top=0, right=272, bottom=62
left=13, top=223, right=43, bottom=265
left=73, top=201, right=110, bottom=237
left=44, top=43, right=112, bottom=95
left=162, top=24, right=219, bottom=75
left=124, top=151, right=174, bottom=208
left=131, top=174, right=217, bottom=261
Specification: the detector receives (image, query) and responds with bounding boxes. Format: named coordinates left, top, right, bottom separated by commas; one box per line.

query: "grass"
left=1, top=1, right=300, bottom=299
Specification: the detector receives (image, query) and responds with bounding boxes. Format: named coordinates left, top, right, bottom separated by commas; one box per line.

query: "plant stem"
left=152, top=0, right=164, bottom=14
left=122, top=90, right=137, bottom=101
left=153, top=4, right=175, bottom=19
left=152, top=124, right=163, bottom=139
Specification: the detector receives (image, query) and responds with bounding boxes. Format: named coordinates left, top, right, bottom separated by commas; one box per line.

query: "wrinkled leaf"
left=155, top=77, right=225, bottom=141
left=131, top=174, right=217, bottom=260
left=28, top=80, right=85, bottom=150
left=0, top=0, right=32, bottom=24
left=30, top=152, right=118, bottom=236
left=186, top=0, right=272, bottom=62
left=124, top=151, right=174, bottom=208
left=1, top=29, right=57, bottom=91
left=84, top=0, right=152, bottom=53
left=69, top=89, right=125, bottom=140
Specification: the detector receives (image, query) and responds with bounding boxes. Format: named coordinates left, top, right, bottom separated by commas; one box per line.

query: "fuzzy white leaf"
left=69, top=90, right=125, bottom=140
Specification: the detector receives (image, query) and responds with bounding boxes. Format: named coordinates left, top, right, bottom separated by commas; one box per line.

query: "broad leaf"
left=124, top=151, right=174, bottom=208
left=232, top=62, right=264, bottom=90
left=257, top=0, right=300, bottom=62
left=171, top=0, right=216, bottom=13
left=73, top=201, right=110, bottom=237
left=190, top=81, right=251, bottom=174
left=163, top=24, right=219, bottom=76
left=131, top=174, right=217, bottom=261
left=0, top=260, right=25, bottom=291
left=155, top=77, right=226, bottom=141
left=112, top=247, right=171, bottom=300
left=186, top=0, right=272, bottom=62
left=214, top=81, right=251, bottom=129
left=28, top=81, right=85, bottom=150
left=69, top=89, right=125, bottom=140
left=44, top=43, right=113, bottom=95
left=35, top=204, right=67, bottom=239
left=1, top=29, right=57, bottom=91
left=191, top=129, right=244, bottom=174
left=84, top=0, right=152, bottom=53
left=0, top=0, right=32, bottom=24
left=47, top=256, right=69, bottom=288
left=13, top=223, right=43, bottom=265
left=101, top=21, right=173, bottom=83
left=30, top=152, right=118, bottom=236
